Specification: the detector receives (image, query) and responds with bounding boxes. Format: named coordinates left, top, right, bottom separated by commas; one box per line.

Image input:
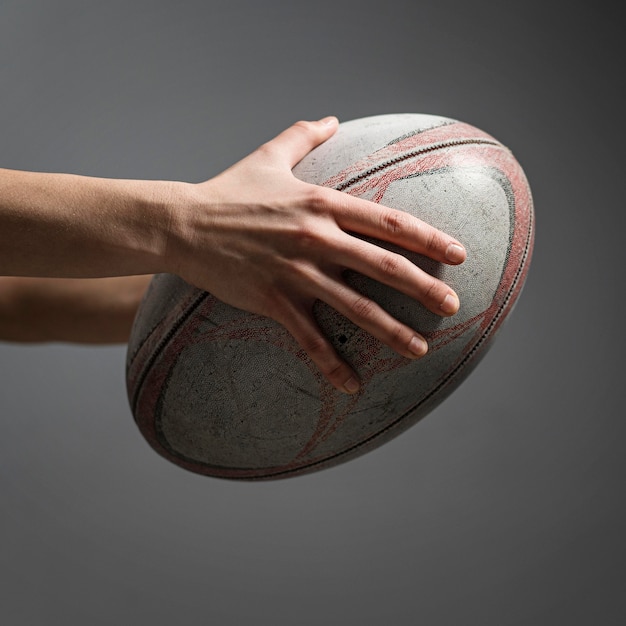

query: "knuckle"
left=380, top=209, right=407, bottom=235
left=378, top=251, right=403, bottom=276
left=350, top=295, right=377, bottom=320
left=389, top=323, right=410, bottom=347
left=292, top=220, right=324, bottom=249
left=424, top=228, right=444, bottom=254
left=424, top=275, right=444, bottom=301
left=299, top=331, right=331, bottom=358
left=255, top=140, right=277, bottom=161
left=323, top=360, right=349, bottom=381
left=303, top=184, right=332, bottom=214
left=290, top=260, right=323, bottom=290
left=293, top=119, right=315, bottom=134
left=257, top=288, right=283, bottom=319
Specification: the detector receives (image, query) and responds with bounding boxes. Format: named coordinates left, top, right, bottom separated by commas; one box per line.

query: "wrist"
left=158, top=179, right=198, bottom=278
left=80, top=176, right=188, bottom=278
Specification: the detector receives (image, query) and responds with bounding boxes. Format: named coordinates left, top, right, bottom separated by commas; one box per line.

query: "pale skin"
left=0, top=117, right=466, bottom=394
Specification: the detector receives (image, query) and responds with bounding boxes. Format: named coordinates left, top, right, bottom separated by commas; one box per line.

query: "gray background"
left=1, top=1, right=623, bottom=624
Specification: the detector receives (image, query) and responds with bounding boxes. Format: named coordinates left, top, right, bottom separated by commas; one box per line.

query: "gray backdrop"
left=1, top=1, right=623, bottom=624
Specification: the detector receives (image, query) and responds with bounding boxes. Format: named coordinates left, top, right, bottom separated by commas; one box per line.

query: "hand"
left=165, top=117, right=466, bottom=394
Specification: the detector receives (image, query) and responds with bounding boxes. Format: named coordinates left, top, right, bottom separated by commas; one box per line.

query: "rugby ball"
left=126, top=113, right=534, bottom=480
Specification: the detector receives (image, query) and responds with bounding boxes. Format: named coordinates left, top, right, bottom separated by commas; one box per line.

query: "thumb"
left=261, top=117, right=339, bottom=168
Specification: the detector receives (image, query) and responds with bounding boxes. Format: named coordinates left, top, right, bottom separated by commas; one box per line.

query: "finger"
left=319, top=279, right=430, bottom=360
left=333, top=235, right=460, bottom=316
left=278, top=303, right=361, bottom=395
left=260, top=117, right=339, bottom=169
left=318, top=186, right=467, bottom=265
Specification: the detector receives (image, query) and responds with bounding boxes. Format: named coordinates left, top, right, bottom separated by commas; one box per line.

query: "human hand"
left=164, top=117, right=466, bottom=394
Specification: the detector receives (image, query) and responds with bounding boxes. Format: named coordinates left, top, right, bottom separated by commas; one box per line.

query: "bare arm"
left=0, top=276, right=152, bottom=344
left=0, top=169, right=171, bottom=278
left=0, top=117, right=466, bottom=393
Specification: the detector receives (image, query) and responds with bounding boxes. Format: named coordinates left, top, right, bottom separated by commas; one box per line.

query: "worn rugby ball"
left=126, top=113, right=534, bottom=480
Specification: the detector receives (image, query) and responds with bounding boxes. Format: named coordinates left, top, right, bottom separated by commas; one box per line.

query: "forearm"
left=0, top=275, right=152, bottom=343
left=0, top=168, right=177, bottom=278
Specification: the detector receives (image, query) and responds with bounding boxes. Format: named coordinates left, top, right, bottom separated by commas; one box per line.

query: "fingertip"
left=318, top=116, right=339, bottom=127
left=342, top=375, right=361, bottom=395
left=408, top=336, right=428, bottom=358
left=440, top=292, right=460, bottom=315
left=316, top=116, right=339, bottom=142
left=445, top=242, right=467, bottom=264
left=271, top=118, right=339, bottom=167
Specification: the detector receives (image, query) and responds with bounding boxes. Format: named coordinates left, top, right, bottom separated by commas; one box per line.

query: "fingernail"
left=343, top=376, right=360, bottom=394
left=440, top=293, right=460, bottom=315
left=409, top=336, right=428, bottom=358
left=446, top=243, right=466, bottom=263
left=319, top=116, right=338, bottom=126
